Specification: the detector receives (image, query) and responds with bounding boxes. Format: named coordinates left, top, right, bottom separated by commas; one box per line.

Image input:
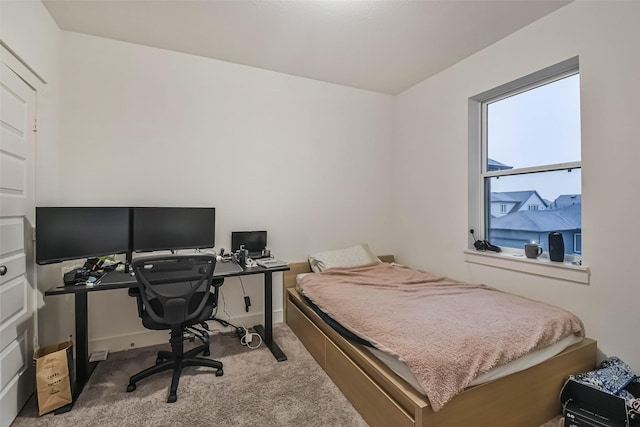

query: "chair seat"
left=142, top=292, right=215, bottom=330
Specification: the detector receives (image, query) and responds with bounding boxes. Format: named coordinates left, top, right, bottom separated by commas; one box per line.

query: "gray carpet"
left=13, top=324, right=368, bottom=427
left=14, top=322, right=563, bottom=427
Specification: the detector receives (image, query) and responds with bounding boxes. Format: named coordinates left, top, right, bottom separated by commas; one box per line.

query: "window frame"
left=479, top=66, right=581, bottom=249
left=466, top=57, right=588, bottom=283
left=574, top=233, right=582, bottom=255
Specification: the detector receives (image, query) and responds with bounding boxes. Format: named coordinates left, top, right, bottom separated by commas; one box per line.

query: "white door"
left=0, top=55, right=37, bottom=427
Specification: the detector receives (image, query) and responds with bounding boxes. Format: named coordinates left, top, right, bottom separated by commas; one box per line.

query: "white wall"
left=49, top=31, right=394, bottom=351
left=0, top=0, right=65, bottom=348
left=393, top=1, right=640, bottom=369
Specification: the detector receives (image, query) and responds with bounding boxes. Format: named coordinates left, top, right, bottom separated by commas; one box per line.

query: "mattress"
left=297, top=272, right=583, bottom=396
left=366, top=334, right=582, bottom=395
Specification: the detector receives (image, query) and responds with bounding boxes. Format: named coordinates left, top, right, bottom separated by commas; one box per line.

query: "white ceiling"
left=42, top=0, right=572, bottom=95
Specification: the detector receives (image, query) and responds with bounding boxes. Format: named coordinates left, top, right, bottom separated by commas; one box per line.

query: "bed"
left=283, top=253, right=596, bottom=427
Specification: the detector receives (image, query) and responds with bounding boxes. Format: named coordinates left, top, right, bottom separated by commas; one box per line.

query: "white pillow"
left=308, top=244, right=380, bottom=273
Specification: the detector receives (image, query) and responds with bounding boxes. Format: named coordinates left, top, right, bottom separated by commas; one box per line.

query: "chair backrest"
left=131, top=254, right=217, bottom=325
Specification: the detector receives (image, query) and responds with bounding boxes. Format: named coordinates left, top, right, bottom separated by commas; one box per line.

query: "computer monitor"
left=35, top=207, right=131, bottom=265
left=231, top=231, right=267, bottom=254
left=132, top=207, right=215, bottom=252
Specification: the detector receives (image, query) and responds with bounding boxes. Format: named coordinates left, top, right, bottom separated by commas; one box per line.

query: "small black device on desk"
left=63, top=258, right=107, bottom=285
left=63, top=268, right=89, bottom=285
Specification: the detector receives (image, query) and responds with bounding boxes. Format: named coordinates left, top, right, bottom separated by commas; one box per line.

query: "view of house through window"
left=482, top=71, right=581, bottom=256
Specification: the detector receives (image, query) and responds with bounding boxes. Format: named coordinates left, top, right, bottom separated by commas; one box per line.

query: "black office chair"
left=126, top=254, right=224, bottom=403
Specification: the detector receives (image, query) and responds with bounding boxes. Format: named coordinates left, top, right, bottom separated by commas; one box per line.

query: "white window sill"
left=464, top=249, right=589, bottom=284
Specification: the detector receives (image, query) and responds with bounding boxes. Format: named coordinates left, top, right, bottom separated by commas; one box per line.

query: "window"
left=500, top=204, right=507, bottom=214
left=469, top=57, right=581, bottom=260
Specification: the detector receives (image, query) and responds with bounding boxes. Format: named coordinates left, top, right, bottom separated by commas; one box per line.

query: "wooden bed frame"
left=283, top=256, right=596, bottom=427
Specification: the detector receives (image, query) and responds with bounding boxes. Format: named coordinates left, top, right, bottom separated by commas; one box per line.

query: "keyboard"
left=256, top=258, right=288, bottom=269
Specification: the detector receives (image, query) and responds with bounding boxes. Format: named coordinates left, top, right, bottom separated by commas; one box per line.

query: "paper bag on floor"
left=34, top=339, right=74, bottom=415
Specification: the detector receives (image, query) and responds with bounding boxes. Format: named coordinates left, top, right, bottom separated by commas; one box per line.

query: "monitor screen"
left=231, top=231, right=267, bottom=253
left=36, top=207, right=131, bottom=265
left=132, top=207, right=215, bottom=252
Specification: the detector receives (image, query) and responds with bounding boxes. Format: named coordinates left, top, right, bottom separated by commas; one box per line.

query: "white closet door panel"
left=0, top=276, right=27, bottom=354
left=0, top=62, right=35, bottom=218
left=0, top=219, right=26, bottom=289
left=0, top=64, right=31, bottom=158
left=0, top=254, right=25, bottom=287
left=0, top=219, right=24, bottom=255
left=0, top=277, right=27, bottom=329
left=0, top=333, right=26, bottom=391
left=0, top=152, right=25, bottom=194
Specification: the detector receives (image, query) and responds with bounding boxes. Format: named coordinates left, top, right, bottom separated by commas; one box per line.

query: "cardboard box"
left=561, top=379, right=636, bottom=427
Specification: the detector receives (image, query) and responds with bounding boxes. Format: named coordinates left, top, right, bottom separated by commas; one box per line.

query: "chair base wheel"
left=167, top=394, right=177, bottom=403
left=126, top=383, right=136, bottom=392
left=216, top=369, right=223, bottom=377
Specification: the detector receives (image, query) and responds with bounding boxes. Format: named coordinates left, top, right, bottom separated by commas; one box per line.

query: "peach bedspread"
left=299, top=263, right=584, bottom=411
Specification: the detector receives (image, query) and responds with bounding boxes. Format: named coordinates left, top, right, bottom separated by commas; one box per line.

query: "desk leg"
left=75, top=291, right=91, bottom=385
left=55, top=291, right=97, bottom=414
left=253, top=271, right=287, bottom=362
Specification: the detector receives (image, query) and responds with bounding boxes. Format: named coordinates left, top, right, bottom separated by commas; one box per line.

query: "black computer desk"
left=44, top=261, right=289, bottom=409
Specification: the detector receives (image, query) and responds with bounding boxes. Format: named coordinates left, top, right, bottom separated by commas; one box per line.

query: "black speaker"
left=548, top=232, right=565, bottom=262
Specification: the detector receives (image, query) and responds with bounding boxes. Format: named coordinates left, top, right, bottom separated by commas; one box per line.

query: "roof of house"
left=487, top=158, right=513, bottom=171
left=548, top=194, right=581, bottom=209
left=490, top=190, right=547, bottom=213
left=490, top=203, right=581, bottom=232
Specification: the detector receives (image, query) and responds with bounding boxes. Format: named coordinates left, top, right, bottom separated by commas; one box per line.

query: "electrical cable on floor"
left=208, top=316, right=262, bottom=349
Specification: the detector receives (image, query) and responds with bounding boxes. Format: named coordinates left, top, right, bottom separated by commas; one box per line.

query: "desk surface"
left=45, top=261, right=289, bottom=296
